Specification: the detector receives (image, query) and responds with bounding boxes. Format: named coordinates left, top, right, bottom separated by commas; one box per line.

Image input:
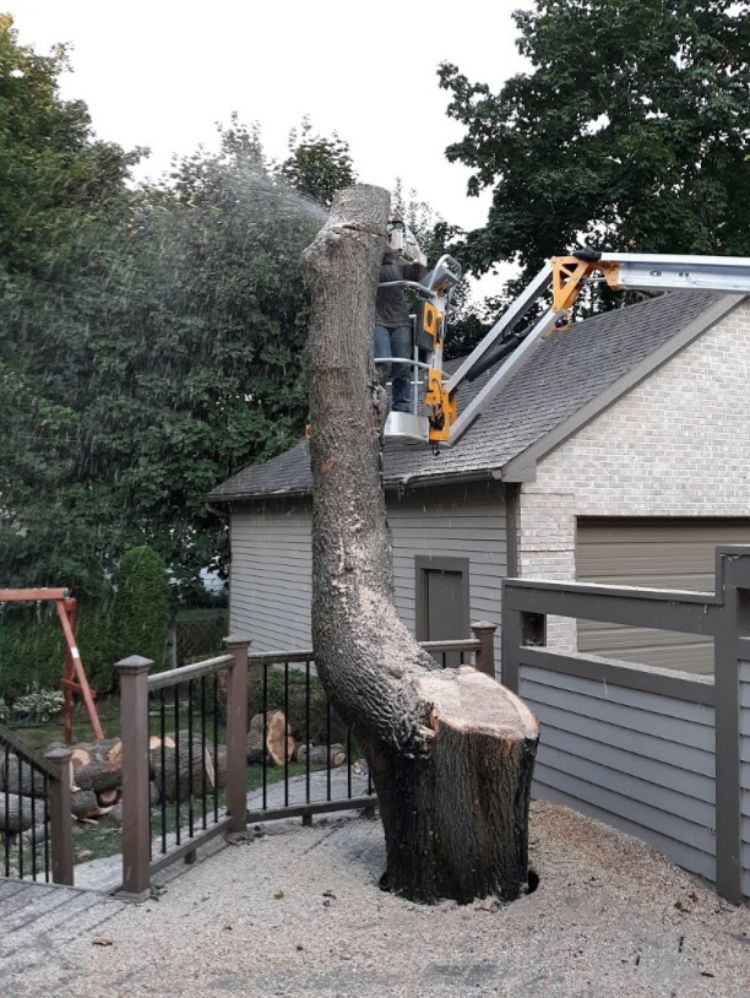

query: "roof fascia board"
left=501, top=293, right=743, bottom=483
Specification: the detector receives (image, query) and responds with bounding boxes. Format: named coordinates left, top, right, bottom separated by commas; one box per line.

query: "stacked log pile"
left=2, top=708, right=349, bottom=839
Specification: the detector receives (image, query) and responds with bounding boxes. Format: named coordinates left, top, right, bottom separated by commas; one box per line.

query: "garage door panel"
left=576, top=518, right=750, bottom=675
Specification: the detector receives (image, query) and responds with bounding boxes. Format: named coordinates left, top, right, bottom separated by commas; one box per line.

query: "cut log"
left=301, top=185, right=540, bottom=903
left=74, top=761, right=121, bottom=793
left=150, top=731, right=215, bottom=803
left=296, top=743, right=347, bottom=768
left=71, top=789, right=99, bottom=819
left=0, top=793, right=36, bottom=833
left=21, top=822, right=50, bottom=845
left=70, top=746, right=92, bottom=770
left=0, top=753, right=47, bottom=798
left=96, top=788, right=119, bottom=808
left=67, top=737, right=122, bottom=773
left=247, top=710, right=295, bottom=766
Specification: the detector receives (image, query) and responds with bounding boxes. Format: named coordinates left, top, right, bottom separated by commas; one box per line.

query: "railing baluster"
left=30, top=766, right=37, bottom=880
left=201, top=676, right=207, bottom=831
left=174, top=683, right=181, bottom=846
left=43, top=772, right=49, bottom=883
left=17, top=750, right=23, bottom=880
left=305, top=659, right=311, bottom=804
left=326, top=698, right=332, bottom=802
left=160, top=690, right=167, bottom=855
left=4, top=743, right=9, bottom=877
left=212, top=673, right=219, bottom=824
left=347, top=727, right=352, bottom=799
left=262, top=664, right=268, bottom=810
left=188, top=679, right=194, bottom=839
left=148, top=695, right=153, bottom=862
left=284, top=662, right=289, bottom=808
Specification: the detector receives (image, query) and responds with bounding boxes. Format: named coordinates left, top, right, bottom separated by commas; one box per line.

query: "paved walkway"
left=0, top=879, right=124, bottom=979
left=4, top=801, right=750, bottom=997
left=73, top=766, right=372, bottom=892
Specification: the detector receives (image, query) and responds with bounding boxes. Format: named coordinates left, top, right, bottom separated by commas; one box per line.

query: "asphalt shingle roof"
left=209, top=290, right=726, bottom=502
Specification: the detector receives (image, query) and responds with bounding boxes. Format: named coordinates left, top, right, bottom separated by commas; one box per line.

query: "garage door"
left=576, top=517, right=750, bottom=675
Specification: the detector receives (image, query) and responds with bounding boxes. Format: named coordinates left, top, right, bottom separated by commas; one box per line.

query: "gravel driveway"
left=7, top=800, right=750, bottom=997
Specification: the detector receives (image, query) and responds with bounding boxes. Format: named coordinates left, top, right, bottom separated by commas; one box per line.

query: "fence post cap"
left=45, top=746, right=73, bottom=763
left=471, top=620, right=496, bottom=632
left=115, top=655, right=153, bottom=673
left=223, top=635, right=251, bottom=649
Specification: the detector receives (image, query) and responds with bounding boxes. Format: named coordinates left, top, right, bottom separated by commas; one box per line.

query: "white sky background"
left=12, top=0, right=530, bottom=296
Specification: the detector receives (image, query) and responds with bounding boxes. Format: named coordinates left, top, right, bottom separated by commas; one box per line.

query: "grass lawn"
left=8, top=694, right=343, bottom=867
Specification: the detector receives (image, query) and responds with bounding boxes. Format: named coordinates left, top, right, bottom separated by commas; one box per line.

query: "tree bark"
left=295, top=743, right=347, bottom=767
left=149, top=731, right=215, bottom=803
left=302, top=185, right=539, bottom=904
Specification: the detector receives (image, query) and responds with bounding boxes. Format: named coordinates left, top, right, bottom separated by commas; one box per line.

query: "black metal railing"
left=0, top=722, right=73, bottom=885
left=117, top=626, right=496, bottom=896
left=245, top=651, right=375, bottom=824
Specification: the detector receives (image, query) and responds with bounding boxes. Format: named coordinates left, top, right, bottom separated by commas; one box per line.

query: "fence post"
left=471, top=621, right=497, bottom=678
left=224, top=636, right=249, bottom=834
left=501, top=585, right=523, bottom=693
left=44, top=747, right=74, bottom=886
left=714, top=550, right=750, bottom=904
left=116, top=655, right=153, bottom=901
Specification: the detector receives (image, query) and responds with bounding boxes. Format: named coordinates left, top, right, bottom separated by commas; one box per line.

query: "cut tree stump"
left=301, top=185, right=540, bottom=903
left=247, top=711, right=295, bottom=766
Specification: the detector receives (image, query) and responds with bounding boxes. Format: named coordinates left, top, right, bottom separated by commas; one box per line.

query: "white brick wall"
left=516, top=299, right=750, bottom=649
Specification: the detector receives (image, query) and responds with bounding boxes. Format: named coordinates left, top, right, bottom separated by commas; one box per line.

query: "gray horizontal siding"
left=229, top=483, right=506, bottom=658
left=740, top=660, right=750, bottom=897
left=520, top=665, right=716, bottom=882
left=230, top=502, right=313, bottom=652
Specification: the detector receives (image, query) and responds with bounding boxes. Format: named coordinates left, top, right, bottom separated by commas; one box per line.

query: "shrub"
left=113, top=546, right=170, bottom=670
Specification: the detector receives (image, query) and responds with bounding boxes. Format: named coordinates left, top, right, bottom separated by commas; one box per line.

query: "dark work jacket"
left=375, top=251, right=427, bottom=328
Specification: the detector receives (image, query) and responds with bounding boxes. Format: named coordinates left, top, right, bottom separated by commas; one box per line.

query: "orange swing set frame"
left=0, top=588, right=103, bottom=743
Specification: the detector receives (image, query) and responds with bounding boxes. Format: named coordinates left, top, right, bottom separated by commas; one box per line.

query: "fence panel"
left=503, top=546, right=750, bottom=904
left=519, top=657, right=716, bottom=881
left=738, top=649, right=750, bottom=898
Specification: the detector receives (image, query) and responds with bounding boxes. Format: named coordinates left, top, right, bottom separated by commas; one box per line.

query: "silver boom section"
left=443, top=263, right=556, bottom=445
left=443, top=252, right=750, bottom=447
left=604, top=252, right=750, bottom=294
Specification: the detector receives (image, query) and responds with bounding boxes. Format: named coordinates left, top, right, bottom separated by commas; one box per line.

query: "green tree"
left=0, top=92, right=351, bottom=599
left=278, top=116, right=356, bottom=208
left=0, top=14, right=142, bottom=598
left=439, top=0, right=750, bottom=296
left=113, top=546, right=169, bottom=668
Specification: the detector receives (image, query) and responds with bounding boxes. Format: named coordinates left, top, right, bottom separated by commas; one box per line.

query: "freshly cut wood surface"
left=247, top=711, right=295, bottom=766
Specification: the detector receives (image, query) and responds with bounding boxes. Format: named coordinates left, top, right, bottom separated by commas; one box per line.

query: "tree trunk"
left=302, top=185, right=539, bottom=904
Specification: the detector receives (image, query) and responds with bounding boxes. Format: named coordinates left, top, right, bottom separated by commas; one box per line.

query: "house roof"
left=209, top=290, right=740, bottom=503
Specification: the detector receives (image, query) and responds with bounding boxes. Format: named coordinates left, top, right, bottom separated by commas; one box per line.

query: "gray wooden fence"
left=502, top=545, right=750, bottom=904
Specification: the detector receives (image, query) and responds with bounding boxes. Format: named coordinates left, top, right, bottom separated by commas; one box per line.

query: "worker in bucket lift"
left=374, top=217, right=428, bottom=412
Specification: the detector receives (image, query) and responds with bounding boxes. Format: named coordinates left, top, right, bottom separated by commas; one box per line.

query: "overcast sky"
left=12, top=0, right=530, bottom=291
